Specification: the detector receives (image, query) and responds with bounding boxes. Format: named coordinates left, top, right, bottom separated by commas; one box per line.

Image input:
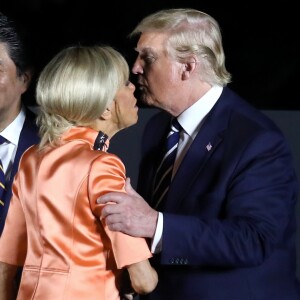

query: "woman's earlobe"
left=100, top=107, right=112, bottom=120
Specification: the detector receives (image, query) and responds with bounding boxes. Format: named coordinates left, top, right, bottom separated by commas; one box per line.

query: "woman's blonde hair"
left=36, top=45, right=129, bottom=150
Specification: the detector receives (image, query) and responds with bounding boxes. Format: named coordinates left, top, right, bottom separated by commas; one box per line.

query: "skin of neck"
left=90, top=118, right=120, bottom=140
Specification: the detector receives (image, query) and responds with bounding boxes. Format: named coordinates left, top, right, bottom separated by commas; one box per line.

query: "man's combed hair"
left=0, top=12, right=30, bottom=76
left=130, top=8, right=231, bottom=86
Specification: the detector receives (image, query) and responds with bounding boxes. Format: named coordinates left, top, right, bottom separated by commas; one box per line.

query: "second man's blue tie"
left=152, top=118, right=182, bottom=209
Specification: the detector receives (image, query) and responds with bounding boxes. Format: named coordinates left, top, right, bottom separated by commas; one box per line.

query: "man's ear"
left=181, top=56, right=197, bottom=80
left=20, top=70, right=32, bottom=93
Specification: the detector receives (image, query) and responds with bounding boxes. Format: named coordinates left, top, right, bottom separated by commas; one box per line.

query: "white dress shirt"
left=151, top=85, right=223, bottom=253
left=0, top=106, right=26, bottom=181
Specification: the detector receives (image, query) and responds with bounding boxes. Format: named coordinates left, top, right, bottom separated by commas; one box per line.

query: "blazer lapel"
left=10, top=109, right=39, bottom=185
left=137, top=113, right=171, bottom=203
left=0, top=108, right=39, bottom=232
left=164, top=91, right=232, bottom=211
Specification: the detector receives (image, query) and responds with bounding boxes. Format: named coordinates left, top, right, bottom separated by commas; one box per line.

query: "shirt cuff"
left=150, top=212, right=163, bottom=254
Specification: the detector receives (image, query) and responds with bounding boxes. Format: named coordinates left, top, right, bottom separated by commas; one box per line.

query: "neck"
left=91, top=119, right=120, bottom=140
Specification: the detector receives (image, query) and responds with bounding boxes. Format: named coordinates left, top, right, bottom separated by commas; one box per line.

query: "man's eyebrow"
left=135, top=46, right=152, bottom=52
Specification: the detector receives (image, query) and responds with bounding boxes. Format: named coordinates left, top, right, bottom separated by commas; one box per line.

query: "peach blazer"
left=0, top=126, right=152, bottom=300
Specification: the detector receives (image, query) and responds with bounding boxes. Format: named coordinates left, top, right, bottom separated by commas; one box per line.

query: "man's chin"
left=136, top=91, right=151, bottom=108
left=137, top=99, right=151, bottom=108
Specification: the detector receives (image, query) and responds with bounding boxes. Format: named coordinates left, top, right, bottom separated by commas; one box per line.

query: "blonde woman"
left=0, top=45, right=157, bottom=300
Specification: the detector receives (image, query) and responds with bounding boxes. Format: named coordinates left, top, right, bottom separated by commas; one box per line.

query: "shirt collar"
left=177, top=85, right=223, bottom=137
left=0, top=106, right=26, bottom=146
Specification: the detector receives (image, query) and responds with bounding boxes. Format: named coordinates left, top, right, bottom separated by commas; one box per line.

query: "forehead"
left=0, top=42, right=18, bottom=78
left=136, top=32, right=169, bottom=53
left=0, top=42, right=11, bottom=63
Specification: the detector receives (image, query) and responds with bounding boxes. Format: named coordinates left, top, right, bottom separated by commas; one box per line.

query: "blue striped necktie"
left=0, top=135, right=7, bottom=212
left=152, top=118, right=182, bottom=209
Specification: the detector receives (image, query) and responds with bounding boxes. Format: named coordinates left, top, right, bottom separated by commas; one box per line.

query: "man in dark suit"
left=0, top=11, right=39, bottom=298
left=98, top=8, right=300, bottom=299
left=0, top=11, right=39, bottom=233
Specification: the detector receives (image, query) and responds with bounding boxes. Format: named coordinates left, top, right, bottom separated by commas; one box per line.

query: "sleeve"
left=88, top=153, right=152, bottom=269
left=0, top=173, right=27, bottom=266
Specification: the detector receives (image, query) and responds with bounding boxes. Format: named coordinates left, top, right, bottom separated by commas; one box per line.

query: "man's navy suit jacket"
left=137, top=87, right=300, bottom=299
left=0, top=107, right=39, bottom=234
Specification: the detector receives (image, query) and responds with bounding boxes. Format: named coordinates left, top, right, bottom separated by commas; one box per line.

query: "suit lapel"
left=7, top=109, right=39, bottom=192
left=164, top=91, right=232, bottom=211
left=0, top=108, right=39, bottom=232
left=137, top=112, right=171, bottom=202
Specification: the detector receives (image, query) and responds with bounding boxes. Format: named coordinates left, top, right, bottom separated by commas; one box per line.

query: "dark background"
left=2, top=0, right=300, bottom=279
left=1, top=0, right=299, bottom=110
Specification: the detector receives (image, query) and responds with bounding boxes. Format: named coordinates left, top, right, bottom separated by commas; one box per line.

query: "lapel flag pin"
left=206, top=143, right=212, bottom=151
